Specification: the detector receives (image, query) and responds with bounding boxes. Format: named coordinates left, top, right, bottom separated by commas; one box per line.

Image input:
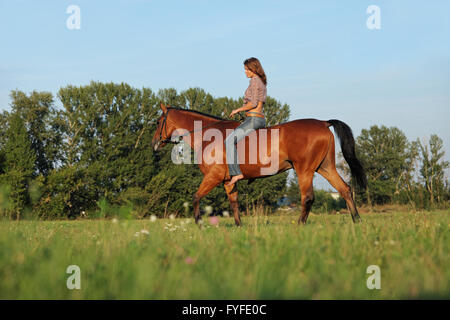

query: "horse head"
left=151, top=103, right=178, bottom=151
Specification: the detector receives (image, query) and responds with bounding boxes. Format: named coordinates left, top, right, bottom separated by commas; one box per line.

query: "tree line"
left=347, top=126, right=449, bottom=209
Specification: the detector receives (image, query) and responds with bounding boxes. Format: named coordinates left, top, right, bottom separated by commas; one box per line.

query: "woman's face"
left=244, top=65, right=255, bottom=78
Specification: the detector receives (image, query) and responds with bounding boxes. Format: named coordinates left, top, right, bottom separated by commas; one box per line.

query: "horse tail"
left=327, top=119, right=367, bottom=190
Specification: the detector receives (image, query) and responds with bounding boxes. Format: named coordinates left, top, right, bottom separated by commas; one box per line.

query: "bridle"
left=156, top=108, right=230, bottom=145
left=157, top=108, right=173, bottom=144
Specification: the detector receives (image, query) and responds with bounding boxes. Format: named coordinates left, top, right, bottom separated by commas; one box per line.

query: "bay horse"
left=151, top=103, right=366, bottom=226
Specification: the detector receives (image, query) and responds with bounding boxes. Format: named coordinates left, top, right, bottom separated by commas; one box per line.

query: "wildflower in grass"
left=140, top=229, right=149, bottom=235
left=169, top=214, right=175, bottom=220
left=134, top=232, right=140, bottom=237
left=209, top=216, right=219, bottom=227
left=222, top=211, right=230, bottom=218
left=150, top=215, right=157, bottom=222
left=205, top=205, right=213, bottom=215
left=164, top=222, right=181, bottom=232
left=185, top=257, right=195, bottom=265
left=112, top=218, right=118, bottom=224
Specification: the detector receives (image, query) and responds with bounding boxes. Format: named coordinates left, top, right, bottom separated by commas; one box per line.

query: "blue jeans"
left=225, top=116, right=266, bottom=176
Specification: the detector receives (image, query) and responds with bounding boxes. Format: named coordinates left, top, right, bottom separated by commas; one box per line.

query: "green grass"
left=0, top=210, right=448, bottom=299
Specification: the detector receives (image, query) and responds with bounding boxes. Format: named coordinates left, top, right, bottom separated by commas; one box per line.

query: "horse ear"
left=160, top=103, right=167, bottom=113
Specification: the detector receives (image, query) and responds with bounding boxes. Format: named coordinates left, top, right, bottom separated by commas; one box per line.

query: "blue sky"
left=1, top=0, right=449, bottom=188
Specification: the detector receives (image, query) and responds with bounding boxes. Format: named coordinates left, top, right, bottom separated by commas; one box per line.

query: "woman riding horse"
left=225, top=57, right=267, bottom=186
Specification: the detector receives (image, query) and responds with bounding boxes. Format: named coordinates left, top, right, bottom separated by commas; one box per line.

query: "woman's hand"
left=229, top=108, right=241, bottom=117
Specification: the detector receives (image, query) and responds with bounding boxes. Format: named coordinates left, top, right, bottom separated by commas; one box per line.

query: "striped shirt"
left=243, top=76, right=267, bottom=108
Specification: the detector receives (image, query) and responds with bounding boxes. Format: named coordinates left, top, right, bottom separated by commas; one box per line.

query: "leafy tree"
left=0, top=110, right=8, bottom=145
left=0, top=113, right=36, bottom=219
left=392, top=140, right=422, bottom=208
left=417, top=135, right=449, bottom=206
left=353, top=125, right=411, bottom=205
left=9, top=91, right=63, bottom=177
left=36, top=165, right=96, bottom=219
left=58, top=82, right=160, bottom=208
left=158, top=88, right=184, bottom=107
left=180, top=87, right=216, bottom=114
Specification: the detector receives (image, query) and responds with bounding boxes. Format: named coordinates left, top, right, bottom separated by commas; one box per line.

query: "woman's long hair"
left=244, top=57, right=267, bottom=85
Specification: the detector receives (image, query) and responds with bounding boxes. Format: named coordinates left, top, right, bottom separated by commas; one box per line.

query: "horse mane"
left=167, top=106, right=227, bottom=121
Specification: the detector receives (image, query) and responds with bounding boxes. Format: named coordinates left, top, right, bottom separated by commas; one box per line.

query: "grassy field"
left=0, top=210, right=448, bottom=299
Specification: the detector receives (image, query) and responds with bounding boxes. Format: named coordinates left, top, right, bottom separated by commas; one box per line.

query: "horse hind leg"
left=293, top=163, right=315, bottom=225
left=317, top=162, right=362, bottom=223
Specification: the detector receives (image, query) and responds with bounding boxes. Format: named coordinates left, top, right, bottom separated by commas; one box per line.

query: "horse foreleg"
left=224, top=183, right=241, bottom=226
left=193, top=175, right=222, bottom=224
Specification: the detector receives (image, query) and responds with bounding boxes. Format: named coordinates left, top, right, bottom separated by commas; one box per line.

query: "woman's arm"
left=230, top=101, right=263, bottom=116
